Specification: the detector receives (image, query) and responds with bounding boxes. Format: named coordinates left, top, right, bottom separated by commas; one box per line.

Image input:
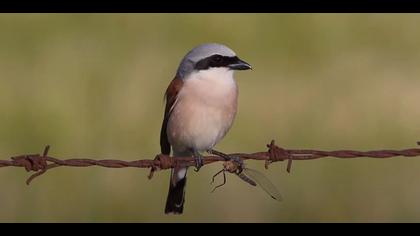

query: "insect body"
left=211, top=157, right=282, bottom=201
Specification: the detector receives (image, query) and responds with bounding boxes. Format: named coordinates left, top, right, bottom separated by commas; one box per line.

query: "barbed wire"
left=1, top=140, right=420, bottom=185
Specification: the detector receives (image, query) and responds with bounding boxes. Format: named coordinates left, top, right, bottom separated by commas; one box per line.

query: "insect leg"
left=211, top=169, right=225, bottom=184
left=211, top=170, right=227, bottom=193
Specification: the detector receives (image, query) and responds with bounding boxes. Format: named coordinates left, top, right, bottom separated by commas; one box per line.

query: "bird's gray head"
left=176, top=43, right=252, bottom=78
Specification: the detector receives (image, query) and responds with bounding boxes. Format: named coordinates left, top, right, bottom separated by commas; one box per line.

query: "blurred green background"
left=1, top=13, right=420, bottom=222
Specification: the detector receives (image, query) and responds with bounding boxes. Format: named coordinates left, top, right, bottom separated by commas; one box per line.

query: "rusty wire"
left=1, top=140, right=420, bottom=185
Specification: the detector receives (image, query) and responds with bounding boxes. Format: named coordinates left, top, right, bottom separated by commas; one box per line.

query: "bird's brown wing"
left=160, top=77, right=184, bottom=155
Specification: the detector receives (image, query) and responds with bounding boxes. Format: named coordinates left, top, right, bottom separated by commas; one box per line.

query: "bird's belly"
left=167, top=98, right=236, bottom=152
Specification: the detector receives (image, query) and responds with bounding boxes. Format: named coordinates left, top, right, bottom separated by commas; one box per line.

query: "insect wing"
left=243, top=168, right=283, bottom=201
left=237, top=172, right=257, bottom=186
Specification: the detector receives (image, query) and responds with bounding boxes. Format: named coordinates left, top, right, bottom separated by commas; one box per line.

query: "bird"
left=160, top=43, right=252, bottom=214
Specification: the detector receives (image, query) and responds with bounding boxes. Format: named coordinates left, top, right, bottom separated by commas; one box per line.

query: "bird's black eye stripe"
left=213, top=55, right=222, bottom=62
left=195, top=55, right=239, bottom=70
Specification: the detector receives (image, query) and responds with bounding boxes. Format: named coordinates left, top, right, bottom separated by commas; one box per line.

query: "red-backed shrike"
left=160, top=43, right=251, bottom=214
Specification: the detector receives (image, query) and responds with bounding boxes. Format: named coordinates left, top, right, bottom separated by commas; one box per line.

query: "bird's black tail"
left=165, top=175, right=187, bottom=214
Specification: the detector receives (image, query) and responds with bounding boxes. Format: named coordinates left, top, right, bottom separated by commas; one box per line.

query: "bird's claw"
left=193, top=153, right=204, bottom=172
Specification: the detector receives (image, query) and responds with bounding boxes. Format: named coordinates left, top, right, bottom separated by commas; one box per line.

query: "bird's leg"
left=192, top=149, right=204, bottom=172
left=207, top=149, right=230, bottom=160
left=208, top=149, right=243, bottom=165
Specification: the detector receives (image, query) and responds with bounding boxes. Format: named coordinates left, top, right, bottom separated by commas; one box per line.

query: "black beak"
left=228, top=57, right=252, bottom=70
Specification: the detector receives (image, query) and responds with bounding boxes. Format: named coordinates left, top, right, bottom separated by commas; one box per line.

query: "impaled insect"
left=210, top=156, right=283, bottom=201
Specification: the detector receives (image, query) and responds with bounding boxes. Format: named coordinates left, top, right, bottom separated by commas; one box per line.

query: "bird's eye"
left=213, top=55, right=222, bottom=62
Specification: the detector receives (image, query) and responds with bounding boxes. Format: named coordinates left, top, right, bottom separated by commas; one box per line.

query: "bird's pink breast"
left=167, top=69, right=238, bottom=153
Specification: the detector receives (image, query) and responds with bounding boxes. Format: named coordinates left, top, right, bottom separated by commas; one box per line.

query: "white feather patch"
left=177, top=168, right=187, bottom=180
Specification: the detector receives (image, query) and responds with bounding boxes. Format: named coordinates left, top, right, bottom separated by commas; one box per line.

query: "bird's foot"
left=207, top=149, right=242, bottom=164
left=193, top=151, right=204, bottom=172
